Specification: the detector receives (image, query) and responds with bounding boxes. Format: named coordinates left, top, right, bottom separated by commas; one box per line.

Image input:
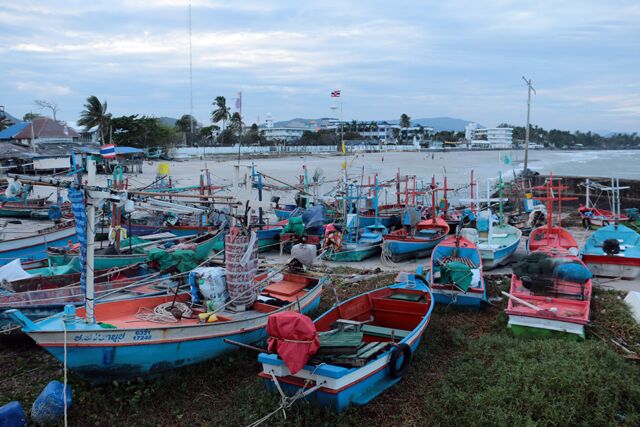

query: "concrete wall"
left=171, top=144, right=418, bottom=158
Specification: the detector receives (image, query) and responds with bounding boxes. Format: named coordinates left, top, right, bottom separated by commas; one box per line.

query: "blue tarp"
left=0, top=122, right=29, bottom=139
left=68, top=188, right=87, bottom=299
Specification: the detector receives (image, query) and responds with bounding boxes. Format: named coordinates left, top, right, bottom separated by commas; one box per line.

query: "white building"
left=465, top=122, right=513, bottom=148
left=260, top=127, right=306, bottom=143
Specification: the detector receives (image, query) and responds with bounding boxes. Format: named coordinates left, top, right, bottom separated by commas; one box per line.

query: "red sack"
left=267, top=311, right=319, bottom=374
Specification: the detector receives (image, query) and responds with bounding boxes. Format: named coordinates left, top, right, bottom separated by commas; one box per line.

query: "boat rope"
left=380, top=241, right=397, bottom=265
left=247, top=368, right=327, bottom=427
left=134, top=301, right=193, bottom=323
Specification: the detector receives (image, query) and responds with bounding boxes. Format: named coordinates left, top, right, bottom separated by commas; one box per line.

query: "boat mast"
left=498, top=171, right=504, bottom=226
left=470, top=170, right=475, bottom=213
left=585, top=178, right=590, bottom=209
left=431, top=175, right=437, bottom=223
left=85, top=160, right=97, bottom=324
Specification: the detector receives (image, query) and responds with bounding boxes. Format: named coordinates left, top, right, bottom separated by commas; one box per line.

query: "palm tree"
left=211, top=96, right=231, bottom=131
left=77, top=96, right=111, bottom=143
left=399, top=113, right=411, bottom=143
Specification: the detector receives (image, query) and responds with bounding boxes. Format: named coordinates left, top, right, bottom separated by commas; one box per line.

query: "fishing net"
left=442, top=261, right=473, bottom=292
left=282, top=217, right=305, bottom=236
left=146, top=249, right=198, bottom=273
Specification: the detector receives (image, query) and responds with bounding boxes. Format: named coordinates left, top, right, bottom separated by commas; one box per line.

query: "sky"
left=1, top=0, right=639, bottom=133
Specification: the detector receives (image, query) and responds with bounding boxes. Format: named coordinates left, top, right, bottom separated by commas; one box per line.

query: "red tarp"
left=267, top=311, right=319, bottom=374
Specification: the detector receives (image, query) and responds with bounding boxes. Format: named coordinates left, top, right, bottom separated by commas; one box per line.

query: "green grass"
left=2, top=279, right=640, bottom=426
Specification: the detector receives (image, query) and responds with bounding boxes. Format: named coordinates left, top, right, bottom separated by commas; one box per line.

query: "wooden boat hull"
left=258, top=277, right=433, bottom=411
left=526, top=226, right=578, bottom=254
left=211, top=228, right=282, bottom=253
left=48, top=232, right=219, bottom=269
left=427, top=237, right=486, bottom=309
left=323, top=244, right=381, bottom=262
left=0, top=223, right=77, bottom=265
left=126, top=223, right=216, bottom=238
left=581, top=255, right=640, bottom=279
left=506, top=247, right=591, bottom=340
left=477, top=225, right=522, bottom=270
left=7, top=275, right=325, bottom=383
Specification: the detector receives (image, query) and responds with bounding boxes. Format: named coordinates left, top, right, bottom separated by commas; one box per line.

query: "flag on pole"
left=235, top=91, right=242, bottom=109
left=100, top=144, right=116, bottom=159
left=331, top=90, right=341, bottom=97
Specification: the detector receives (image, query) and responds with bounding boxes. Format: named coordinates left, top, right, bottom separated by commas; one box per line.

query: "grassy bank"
left=2, top=274, right=640, bottom=426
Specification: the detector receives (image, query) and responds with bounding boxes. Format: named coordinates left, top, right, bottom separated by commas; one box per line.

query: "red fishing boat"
left=526, top=175, right=578, bottom=254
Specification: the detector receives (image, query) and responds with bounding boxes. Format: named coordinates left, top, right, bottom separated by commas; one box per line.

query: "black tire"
left=582, top=217, right=591, bottom=229
left=389, top=343, right=412, bottom=379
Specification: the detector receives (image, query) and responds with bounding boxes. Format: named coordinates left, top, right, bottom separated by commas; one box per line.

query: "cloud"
left=0, top=1, right=638, bottom=132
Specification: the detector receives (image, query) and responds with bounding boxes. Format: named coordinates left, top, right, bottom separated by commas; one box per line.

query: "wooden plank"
left=361, top=325, right=411, bottom=339
left=387, top=293, right=423, bottom=302
left=359, top=342, right=389, bottom=359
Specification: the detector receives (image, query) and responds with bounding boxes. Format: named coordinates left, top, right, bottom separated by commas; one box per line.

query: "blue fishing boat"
left=0, top=221, right=76, bottom=266
left=324, top=180, right=388, bottom=262
left=258, top=272, right=433, bottom=412
left=381, top=176, right=449, bottom=262
left=580, top=224, right=640, bottom=279
left=426, top=234, right=486, bottom=309
left=7, top=271, right=325, bottom=383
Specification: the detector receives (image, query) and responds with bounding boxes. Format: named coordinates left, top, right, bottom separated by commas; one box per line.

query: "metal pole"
left=522, top=76, right=536, bottom=175
left=86, top=159, right=97, bottom=324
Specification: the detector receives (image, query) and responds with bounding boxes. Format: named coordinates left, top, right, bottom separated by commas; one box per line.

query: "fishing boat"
left=257, top=272, right=433, bottom=412
left=382, top=177, right=449, bottom=262
left=324, top=180, right=387, bottom=262
left=505, top=247, right=592, bottom=340
left=426, top=234, right=486, bottom=309
left=47, top=232, right=219, bottom=270
left=7, top=270, right=325, bottom=382
left=0, top=264, right=156, bottom=329
left=580, top=224, right=640, bottom=279
left=578, top=179, right=629, bottom=229
left=473, top=174, right=522, bottom=269
left=526, top=175, right=578, bottom=254
left=0, top=221, right=77, bottom=265
left=211, top=225, right=283, bottom=253
left=323, top=224, right=386, bottom=262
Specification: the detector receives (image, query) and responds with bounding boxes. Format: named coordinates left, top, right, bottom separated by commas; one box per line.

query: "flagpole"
left=237, top=91, right=242, bottom=165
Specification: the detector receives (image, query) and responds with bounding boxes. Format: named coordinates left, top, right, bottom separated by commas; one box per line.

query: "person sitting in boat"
left=323, top=224, right=343, bottom=252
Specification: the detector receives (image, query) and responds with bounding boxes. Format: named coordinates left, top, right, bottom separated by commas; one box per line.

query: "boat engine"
left=602, top=238, right=621, bottom=255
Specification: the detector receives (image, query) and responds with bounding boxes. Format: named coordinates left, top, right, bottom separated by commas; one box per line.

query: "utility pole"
left=522, top=76, right=536, bottom=175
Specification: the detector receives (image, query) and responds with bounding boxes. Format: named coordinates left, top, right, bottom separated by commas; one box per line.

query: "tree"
left=199, top=125, right=220, bottom=145
left=0, top=116, right=11, bottom=131
left=229, top=112, right=243, bottom=135
left=242, top=123, right=263, bottom=146
left=34, top=99, right=59, bottom=121
left=110, top=115, right=180, bottom=148
left=399, top=114, right=411, bottom=129
left=78, top=96, right=111, bottom=143
left=399, top=114, right=411, bottom=143
left=211, top=96, right=231, bottom=131
left=174, top=114, right=201, bottom=146
left=23, top=112, right=43, bottom=121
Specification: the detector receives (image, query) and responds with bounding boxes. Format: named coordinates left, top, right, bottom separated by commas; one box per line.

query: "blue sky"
left=1, top=0, right=639, bottom=132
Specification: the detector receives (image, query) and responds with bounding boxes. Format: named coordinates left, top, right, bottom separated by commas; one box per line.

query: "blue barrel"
left=31, top=381, right=72, bottom=426
left=0, top=401, right=27, bottom=427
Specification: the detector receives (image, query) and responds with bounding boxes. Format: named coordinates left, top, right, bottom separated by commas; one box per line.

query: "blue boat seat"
left=361, top=324, right=411, bottom=340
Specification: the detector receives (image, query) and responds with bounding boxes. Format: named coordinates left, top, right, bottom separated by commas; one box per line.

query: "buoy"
left=31, top=381, right=72, bottom=426
left=0, top=401, right=27, bottom=427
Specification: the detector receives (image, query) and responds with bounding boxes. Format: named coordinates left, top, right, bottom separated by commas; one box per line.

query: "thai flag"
left=100, top=144, right=116, bottom=159
left=331, top=90, right=341, bottom=97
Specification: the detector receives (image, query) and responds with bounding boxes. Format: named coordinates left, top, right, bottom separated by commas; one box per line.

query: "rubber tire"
left=389, top=343, right=412, bottom=379
left=582, top=217, right=591, bottom=229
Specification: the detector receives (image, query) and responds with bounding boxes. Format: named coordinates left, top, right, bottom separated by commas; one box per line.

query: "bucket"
left=31, top=381, right=72, bottom=426
left=224, top=231, right=258, bottom=308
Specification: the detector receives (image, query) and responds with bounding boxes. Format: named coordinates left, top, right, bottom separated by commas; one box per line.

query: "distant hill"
left=272, top=116, right=473, bottom=131
left=158, top=116, right=178, bottom=127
